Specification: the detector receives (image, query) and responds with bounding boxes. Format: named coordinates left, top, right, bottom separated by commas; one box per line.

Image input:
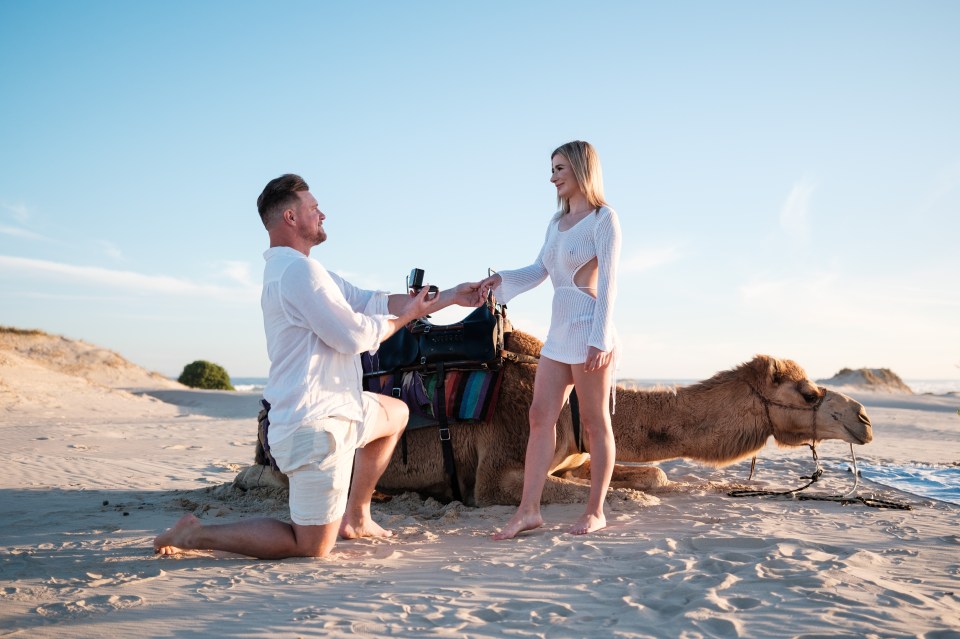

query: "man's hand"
left=395, top=286, right=440, bottom=325
left=451, top=281, right=483, bottom=307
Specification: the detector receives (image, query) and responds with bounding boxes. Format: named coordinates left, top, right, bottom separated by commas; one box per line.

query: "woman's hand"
left=477, top=273, right=502, bottom=305
left=584, top=346, right=612, bottom=372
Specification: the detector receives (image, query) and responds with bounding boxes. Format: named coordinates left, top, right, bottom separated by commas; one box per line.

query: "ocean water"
left=904, top=379, right=960, bottom=395
left=230, top=377, right=269, bottom=392
left=848, top=461, right=960, bottom=506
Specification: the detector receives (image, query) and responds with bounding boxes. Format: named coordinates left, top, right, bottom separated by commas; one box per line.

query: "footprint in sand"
left=196, top=576, right=241, bottom=603
left=291, top=606, right=327, bottom=621
left=35, top=595, right=143, bottom=618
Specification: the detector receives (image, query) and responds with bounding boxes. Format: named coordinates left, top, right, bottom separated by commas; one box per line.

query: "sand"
left=2, top=332, right=959, bottom=638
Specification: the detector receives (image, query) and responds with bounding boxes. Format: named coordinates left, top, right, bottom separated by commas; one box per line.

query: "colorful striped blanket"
left=363, top=368, right=502, bottom=426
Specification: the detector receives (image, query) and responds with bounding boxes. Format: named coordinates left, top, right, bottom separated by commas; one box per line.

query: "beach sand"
left=2, top=332, right=959, bottom=638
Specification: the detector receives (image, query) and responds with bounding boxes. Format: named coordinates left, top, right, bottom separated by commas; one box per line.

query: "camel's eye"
left=800, top=389, right=821, bottom=404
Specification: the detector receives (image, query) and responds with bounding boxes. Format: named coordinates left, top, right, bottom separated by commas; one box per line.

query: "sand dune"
left=2, top=331, right=958, bottom=638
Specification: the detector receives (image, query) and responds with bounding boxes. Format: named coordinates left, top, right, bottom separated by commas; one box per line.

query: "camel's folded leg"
left=475, top=460, right=524, bottom=507
left=539, top=474, right=594, bottom=504
left=475, top=460, right=593, bottom=506
left=234, top=464, right=289, bottom=490
left=563, top=460, right=670, bottom=491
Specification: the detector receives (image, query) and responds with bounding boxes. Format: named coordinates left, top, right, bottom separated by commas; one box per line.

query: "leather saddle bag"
left=365, top=300, right=506, bottom=374
left=371, top=323, right=420, bottom=372
left=413, top=301, right=504, bottom=365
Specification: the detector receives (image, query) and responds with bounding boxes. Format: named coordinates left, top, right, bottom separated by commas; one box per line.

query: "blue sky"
left=1, top=1, right=958, bottom=381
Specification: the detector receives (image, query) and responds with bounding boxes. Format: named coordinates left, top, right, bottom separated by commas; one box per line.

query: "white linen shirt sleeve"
left=281, top=259, right=392, bottom=355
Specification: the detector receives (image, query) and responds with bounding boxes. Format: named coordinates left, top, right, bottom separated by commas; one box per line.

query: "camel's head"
left=745, top=355, right=873, bottom=447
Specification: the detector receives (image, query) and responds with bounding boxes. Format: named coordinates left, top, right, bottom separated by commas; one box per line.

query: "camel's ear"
left=748, top=355, right=777, bottom=387
left=770, top=358, right=787, bottom=386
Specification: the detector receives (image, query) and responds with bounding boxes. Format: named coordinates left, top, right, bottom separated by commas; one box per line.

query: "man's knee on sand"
left=292, top=521, right=339, bottom=557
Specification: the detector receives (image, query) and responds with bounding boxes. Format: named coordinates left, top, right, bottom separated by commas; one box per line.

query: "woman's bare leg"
left=492, top=357, right=572, bottom=540
left=568, top=360, right=615, bottom=534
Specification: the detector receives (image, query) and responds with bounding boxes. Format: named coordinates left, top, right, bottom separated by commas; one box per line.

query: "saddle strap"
left=501, top=350, right=540, bottom=365
left=436, top=362, right=463, bottom=503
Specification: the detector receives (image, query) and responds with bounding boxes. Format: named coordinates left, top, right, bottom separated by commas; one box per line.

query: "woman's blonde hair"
left=552, top=140, right=606, bottom=214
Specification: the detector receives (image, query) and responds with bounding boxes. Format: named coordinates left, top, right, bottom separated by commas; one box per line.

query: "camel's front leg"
left=563, top=460, right=671, bottom=491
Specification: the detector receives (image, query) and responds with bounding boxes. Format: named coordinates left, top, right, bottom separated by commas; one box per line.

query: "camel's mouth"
left=843, top=427, right=870, bottom=445
left=842, top=409, right=873, bottom=445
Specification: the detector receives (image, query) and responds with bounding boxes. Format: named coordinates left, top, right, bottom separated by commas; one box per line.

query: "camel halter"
left=746, top=381, right=828, bottom=446
left=732, top=383, right=911, bottom=510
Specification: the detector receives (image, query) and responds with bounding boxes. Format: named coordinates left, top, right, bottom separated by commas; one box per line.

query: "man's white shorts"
left=268, top=392, right=380, bottom=526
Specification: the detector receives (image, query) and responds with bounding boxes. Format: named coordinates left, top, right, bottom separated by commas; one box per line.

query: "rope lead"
left=729, top=443, right=912, bottom=510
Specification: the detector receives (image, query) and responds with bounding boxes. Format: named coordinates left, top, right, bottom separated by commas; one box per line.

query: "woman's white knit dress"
left=495, top=206, right=621, bottom=365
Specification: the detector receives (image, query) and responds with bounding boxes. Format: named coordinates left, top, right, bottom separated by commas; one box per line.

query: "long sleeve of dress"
left=587, top=208, right=622, bottom=352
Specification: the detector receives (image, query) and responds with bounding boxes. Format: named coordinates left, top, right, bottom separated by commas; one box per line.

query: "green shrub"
left=177, top=360, right=235, bottom=390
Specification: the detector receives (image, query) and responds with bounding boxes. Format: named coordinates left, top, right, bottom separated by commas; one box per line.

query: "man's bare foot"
left=492, top=510, right=543, bottom=540
left=154, top=514, right=202, bottom=555
left=568, top=512, right=606, bottom=535
left=339, top=518, right=393, bottom=540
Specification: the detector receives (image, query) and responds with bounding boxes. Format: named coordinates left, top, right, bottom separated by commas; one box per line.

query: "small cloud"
left=98, top=240, right=125, bottom=261
left=0, top=255, right=258, bottom=302
left=218, top=260, right=260, bottom=288
left=620, top=245, right=683, bottom=273
left=0, top=225, right=48, bottom=241
left=779, top=178, right=816, bottom=241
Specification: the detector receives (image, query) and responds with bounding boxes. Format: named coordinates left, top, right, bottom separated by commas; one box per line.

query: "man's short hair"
left=257, top=174, right=310, bottom=229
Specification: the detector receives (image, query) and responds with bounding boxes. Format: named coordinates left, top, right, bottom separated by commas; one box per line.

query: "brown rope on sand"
left=729, top=444, right=912, bottom=510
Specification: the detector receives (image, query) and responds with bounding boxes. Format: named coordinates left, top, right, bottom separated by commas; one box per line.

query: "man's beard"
left=301, top=227, right=326, bottom=246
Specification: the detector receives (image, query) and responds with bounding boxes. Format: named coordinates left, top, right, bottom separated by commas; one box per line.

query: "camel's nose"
left=858, top=408, right=874, bottom=443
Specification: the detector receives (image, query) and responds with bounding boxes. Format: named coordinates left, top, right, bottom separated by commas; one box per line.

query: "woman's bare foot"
left=339, top=517, right=393, bottom=540
left=154, top=514, right=202, bottom=555
left=568, top=512, right=606, bottom=535
left=492, top=510, right=544, bottom=540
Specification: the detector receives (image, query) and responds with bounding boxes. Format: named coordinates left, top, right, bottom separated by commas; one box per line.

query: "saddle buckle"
left=392, top=387, right=402, bottom=398
left=438, top=427, right=451, bottom=441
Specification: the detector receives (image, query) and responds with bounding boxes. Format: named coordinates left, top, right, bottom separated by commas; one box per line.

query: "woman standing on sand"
left=478, top=140, right=621, bottom=539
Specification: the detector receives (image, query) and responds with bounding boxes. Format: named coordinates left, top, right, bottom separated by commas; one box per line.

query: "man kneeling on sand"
left=155, top=174, right=480, bottom=559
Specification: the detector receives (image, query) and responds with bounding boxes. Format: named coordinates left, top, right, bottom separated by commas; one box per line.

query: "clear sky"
left=1, top=1, right=958, bottom=381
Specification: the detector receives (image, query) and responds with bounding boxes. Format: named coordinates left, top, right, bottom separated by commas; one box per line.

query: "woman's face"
left=550, top=153, right=581, bottom=201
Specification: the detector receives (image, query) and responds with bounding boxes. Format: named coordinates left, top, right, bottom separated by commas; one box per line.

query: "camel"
left=239, top=329, right=873, bottom=506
